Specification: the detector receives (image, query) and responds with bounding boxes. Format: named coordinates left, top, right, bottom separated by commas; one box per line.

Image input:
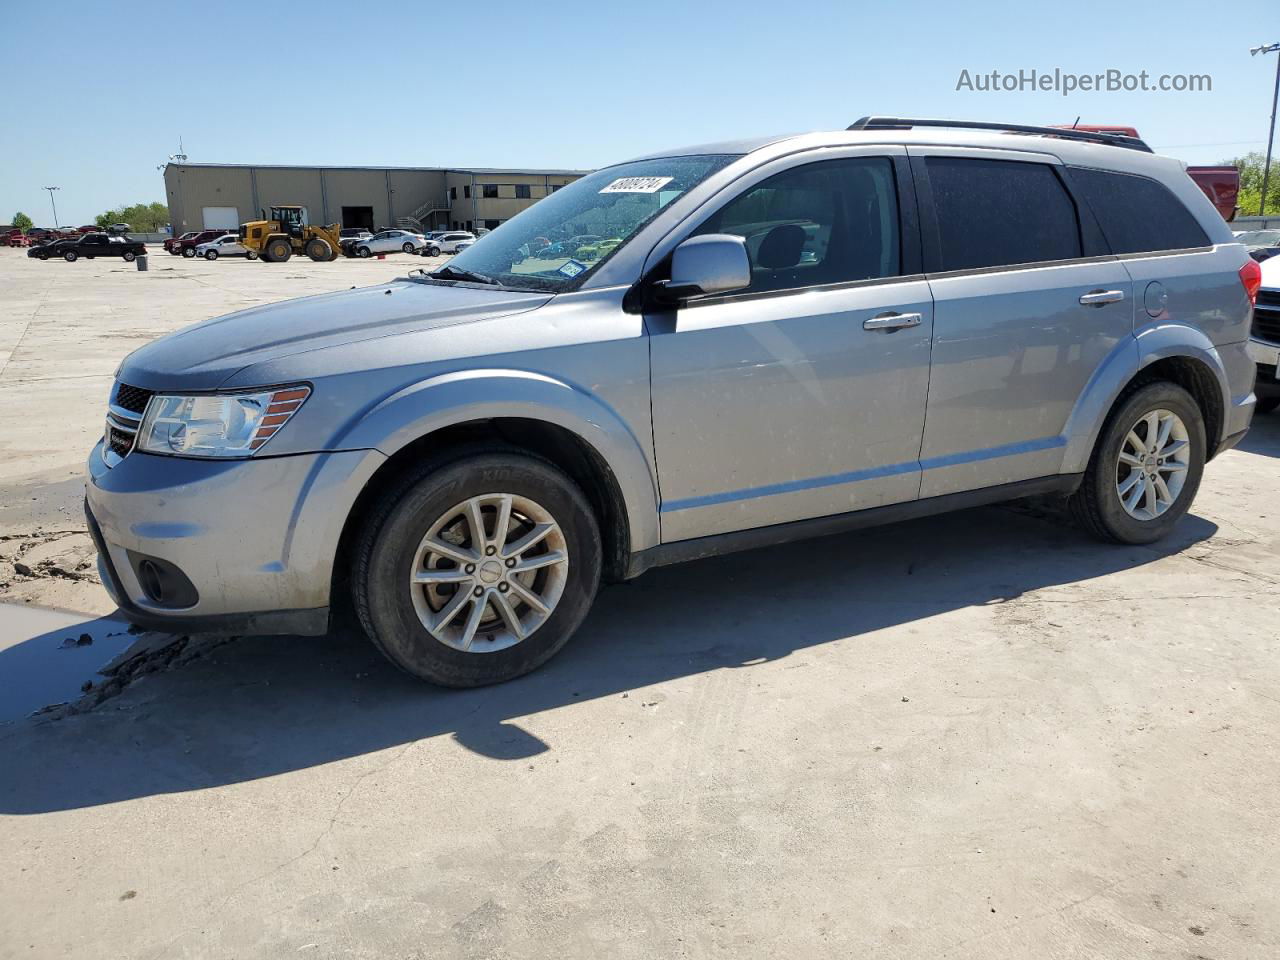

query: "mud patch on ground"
left=31, top=631, right=234, bottom=722
left=0, top=528, right=98, bottom=586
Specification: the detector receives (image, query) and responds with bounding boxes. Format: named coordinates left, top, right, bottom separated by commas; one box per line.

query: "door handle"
left=1079, top=289, right=1125, bottom=306
left=863, top=311, right=923, bottom=332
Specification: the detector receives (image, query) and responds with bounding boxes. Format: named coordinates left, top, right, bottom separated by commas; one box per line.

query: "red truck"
left=1052, top=124, right=1239, bottom=221
left=169, top=229, right=227, bottom=257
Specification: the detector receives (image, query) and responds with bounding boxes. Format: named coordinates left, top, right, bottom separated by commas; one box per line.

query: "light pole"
left=43, top=186, right=60, bottom=228
left=1251, top=42, right=1280, bottom=216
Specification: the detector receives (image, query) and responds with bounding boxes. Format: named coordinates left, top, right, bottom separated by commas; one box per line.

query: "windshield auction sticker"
left=558, top=259, right=587, bottom=278
left=599, top=176, right=674, bottom=194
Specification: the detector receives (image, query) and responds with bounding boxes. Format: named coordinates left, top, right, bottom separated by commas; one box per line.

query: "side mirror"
left=655, top=234, right=751, bottom=302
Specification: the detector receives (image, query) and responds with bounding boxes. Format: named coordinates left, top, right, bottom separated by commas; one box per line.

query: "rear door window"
left=924, top=157, right=1082, bottom=271
left=1066, top=167, right=1210, bottom=254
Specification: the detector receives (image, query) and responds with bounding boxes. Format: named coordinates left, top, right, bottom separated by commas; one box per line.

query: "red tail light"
left=1240, top=258, right=1262, bottom=306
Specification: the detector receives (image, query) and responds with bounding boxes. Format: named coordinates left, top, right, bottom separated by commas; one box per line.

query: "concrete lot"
left=1, top=245, right=1279, bottom=959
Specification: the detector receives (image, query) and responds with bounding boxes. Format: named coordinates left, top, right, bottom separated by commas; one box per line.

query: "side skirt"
left=626, top=474, right=1083, bottom=578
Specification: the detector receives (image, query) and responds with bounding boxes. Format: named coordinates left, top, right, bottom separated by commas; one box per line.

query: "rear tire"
left=402, top=242, right=415, bottom=254
left=182, top=247, right=195, bottom=258
left=1069, top=381, right=1206, bottom=545
left=123, top=251, right=135, bottom=262
left=246, top=250, right=258, bottom=260
left=353, top=451, right=602, bottom=687
left=265, top=238, right=292, bottom=263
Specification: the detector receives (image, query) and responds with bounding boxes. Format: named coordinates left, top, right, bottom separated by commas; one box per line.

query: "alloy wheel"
left=1115, top=409, right=1190, bottom=520
left=409, top=493, right=569, bottom=653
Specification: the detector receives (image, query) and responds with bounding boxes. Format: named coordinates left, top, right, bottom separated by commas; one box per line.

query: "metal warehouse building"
left=163, top=162, right=587, bottom=235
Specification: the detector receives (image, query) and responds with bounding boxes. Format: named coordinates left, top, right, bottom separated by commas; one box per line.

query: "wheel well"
left=1131, top=356, right=1224, bottom=458
left=331, top=418, right=632, bottom=613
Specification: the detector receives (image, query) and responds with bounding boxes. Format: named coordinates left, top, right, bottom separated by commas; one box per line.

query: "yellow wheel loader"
left=239, top=205, right=341, bottom=263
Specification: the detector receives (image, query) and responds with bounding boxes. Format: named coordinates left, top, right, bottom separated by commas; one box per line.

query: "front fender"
left=1061, top=324, right=1231, bottom=473
left=335, top=368, right=661, bottom=554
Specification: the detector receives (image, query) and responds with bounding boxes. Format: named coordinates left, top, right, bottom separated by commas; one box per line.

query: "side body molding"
left=1060, top=323, right=1231, bottom=474
left=334, top=368, right=662, bottom=556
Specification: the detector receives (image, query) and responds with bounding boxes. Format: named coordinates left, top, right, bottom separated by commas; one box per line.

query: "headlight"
left=136, top=386, right=310, bottom=458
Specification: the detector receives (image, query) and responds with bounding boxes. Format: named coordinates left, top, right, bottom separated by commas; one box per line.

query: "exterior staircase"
left=398, top=193, right=452, bottom=233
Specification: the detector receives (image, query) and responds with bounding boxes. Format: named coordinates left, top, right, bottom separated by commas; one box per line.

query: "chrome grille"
left=1253, top=296, right=1280, bottom=346
left=103, top=382, right=152, bottom=466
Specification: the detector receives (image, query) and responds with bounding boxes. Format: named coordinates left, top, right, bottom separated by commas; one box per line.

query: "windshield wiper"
left=431, top=264, right=499, bottom=285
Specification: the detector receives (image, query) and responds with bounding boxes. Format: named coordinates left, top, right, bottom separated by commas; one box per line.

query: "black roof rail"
left=846, top=116, right=1154, bottom=153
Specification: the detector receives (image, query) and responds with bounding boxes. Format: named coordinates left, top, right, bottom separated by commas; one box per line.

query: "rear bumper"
left=85, top=440, right=384, bottom=636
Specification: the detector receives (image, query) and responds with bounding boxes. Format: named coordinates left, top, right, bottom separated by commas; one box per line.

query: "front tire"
left=63, top=251, right=77, bottom=262
left=357, top=245, right=371, bottom=258
left=427, top=246, right=440, bottom=257
left=353, top=451, right=602, bottom=687
left=246, top=250, right=258, bottom=260
left=1069, top=381, right=1206, bottom=544
left=204, top=250, right=218, bottom=260
left=305, top=238, right=333, bottom=262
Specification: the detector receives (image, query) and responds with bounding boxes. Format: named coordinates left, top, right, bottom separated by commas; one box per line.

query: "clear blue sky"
left=2, top=0, right=1277, bottom=225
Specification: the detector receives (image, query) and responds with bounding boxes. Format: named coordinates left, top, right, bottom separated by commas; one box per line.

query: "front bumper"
left=1249, top=338, right=1280, bottom=399
left=85, top=441, right=384, bottom=636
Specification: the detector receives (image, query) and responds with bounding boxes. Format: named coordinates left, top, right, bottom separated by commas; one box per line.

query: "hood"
left=1260, top=252, right=1280, bottom=291
left=117, top=279, right=552, bottom=391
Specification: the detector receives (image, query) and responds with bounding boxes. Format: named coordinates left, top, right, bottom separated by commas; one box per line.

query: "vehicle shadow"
left=1235, top=407, right=1280, bottom=456
left=0, top=501, right=1220, bottom=815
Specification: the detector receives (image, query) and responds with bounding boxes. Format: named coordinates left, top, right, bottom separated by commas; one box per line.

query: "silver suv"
left=86, top=118, right=1259, bottom=686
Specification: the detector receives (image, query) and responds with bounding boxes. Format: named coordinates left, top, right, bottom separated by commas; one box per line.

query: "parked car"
left=536, top=234, right=601, bottom=258
left=452, top=238, right=476, bottom=253
left=27, top=238, right=79, bottom=259
left=86, top=116, right=1257, bottom=688
left=1251, top=255, right=1280, bottom=415
left=1235, top=229, right=1280, bottom=263
left=339, top=229, right=374, bottom=257
left=8, top=233, right=31, bottom=247
left=353, top=229, right=427, bottom=257
left=59, top=233, right=146, bottom=262
left=173, top=229, right=231, bottom=258
left=164, top=232, right=201, bottom=255
left=574, top=237, right=623, bottom=261
left=422, top=231, right=476, bottom=256
left=105, top=223, right=132, bottom=235
left=195, top=234, right=257, bottom=260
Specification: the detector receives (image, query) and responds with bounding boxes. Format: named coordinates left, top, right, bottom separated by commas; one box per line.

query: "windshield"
left=427, top=154, right=736, bottom=291
left=1239, top=230, right=1280, bottom=247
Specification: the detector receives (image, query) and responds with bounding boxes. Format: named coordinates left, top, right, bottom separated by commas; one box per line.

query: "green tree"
left=1225, top=151, right=1280, bottom=217
left=12, top=211, right=33, bottom=233
left=94, top=202, right=170, bottom=232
